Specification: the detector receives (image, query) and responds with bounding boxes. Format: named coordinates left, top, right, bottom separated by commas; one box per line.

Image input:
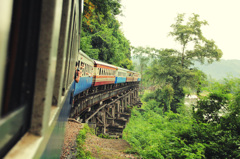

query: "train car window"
left=0, top=0, right=41, bottom=157
left=82, top=63, right=85, bottom=76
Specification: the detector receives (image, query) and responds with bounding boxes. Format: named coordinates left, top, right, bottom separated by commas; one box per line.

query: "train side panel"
left=41, top=82, right=74, bottom=158
left=74, top=51, right=94, bottom=96
left=93, top=60, right=117, bottom=86
left=115, top=67, right=127, bottom=84
left=126, top=71, right=134, bottom=82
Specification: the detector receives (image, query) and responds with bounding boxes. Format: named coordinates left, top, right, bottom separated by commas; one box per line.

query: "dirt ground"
left=61, top=120, right=83, bottom=159
left=61, top=120, right=139, bottom=159
left=85, top=133, right=138, bottom=159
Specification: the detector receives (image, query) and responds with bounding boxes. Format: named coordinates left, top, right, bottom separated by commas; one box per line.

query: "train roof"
left=94, top=60, right=117, bottom=69
left=79, top=50, right=94, bottom=62
left=117, top=66, right=128, bottom=72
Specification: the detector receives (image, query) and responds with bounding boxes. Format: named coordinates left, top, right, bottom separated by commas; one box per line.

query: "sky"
left=117, top=0, right=240, bottom=60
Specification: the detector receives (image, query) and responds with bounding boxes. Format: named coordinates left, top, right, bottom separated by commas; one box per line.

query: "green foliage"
left=80, top=0, right=132, bottom=69
left=123, top=102, right=205, bottom=159
left=132, top=46, right=155, bottom=93
left=125, top=77, right=240, bottom=158
left=143, top=13, right=222, bottom=112
left=169, top=13, right=222, bottom=65
left=192, top=78, right=240, bottom=158
left=98, top=133, right=115, bottom=139
left=76, top=124, right=93, bottom=159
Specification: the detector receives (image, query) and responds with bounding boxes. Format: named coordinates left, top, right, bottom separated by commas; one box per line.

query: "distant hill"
left=194, top=60, right=240, bottom=80
left=132, top=56, right=240, bottom=80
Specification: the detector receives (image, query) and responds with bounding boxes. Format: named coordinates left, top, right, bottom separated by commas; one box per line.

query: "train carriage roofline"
left=94, top=60, right=117, bottom=70
left=79, top=50, right=94, bottom=62
left=117, top=66, right=128, bottom=72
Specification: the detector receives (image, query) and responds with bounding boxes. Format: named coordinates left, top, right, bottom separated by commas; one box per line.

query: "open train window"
left=0, top=0, right=41, bottom=157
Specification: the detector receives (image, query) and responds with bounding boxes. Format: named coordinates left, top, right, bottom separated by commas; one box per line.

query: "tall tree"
left=132, top=46, right=154, bottom=94
left=147, top=14, right=222, bottom=112
left=169, top=13, right=222, bottom=66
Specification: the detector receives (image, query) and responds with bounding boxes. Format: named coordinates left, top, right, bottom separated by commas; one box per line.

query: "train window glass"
left=0, top=0, right=41, bottom=157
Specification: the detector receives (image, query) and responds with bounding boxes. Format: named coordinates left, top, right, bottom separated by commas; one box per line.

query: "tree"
left=146, top=14, right=222, bottom=112
left=80, top=0, right=133, bottom=69
left=132, top=46, right=154, bottom=94
left=169, top=13, right=222, bottom=66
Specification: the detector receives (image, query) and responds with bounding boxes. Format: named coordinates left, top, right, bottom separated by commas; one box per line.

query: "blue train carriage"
left=115, top=67, right=128, bottom=84
left=74, top=50, right=94, bottom=96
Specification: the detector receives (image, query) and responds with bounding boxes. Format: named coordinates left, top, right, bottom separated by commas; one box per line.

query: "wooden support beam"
left=106, top=110, right=113, bottom=118
left=85, top=90, right=133, bottom=123
left=97, top=117, right=103, bottom=124
left=112, top=104, right=115, bottom=125
left=103, top=108, right=106, bottom=134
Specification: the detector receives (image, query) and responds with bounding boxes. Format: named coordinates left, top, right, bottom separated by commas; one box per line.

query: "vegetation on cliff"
left=81, top=0, right=133, bottom=69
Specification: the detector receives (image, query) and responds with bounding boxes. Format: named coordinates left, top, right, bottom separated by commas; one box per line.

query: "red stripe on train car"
left=93, top=75, right=115, bottom=78
left=94, top=81, right=115, bottom=86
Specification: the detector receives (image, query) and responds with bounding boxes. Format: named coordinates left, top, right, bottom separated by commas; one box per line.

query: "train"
left=74, top=51, right=141, bottom=96
left=0, top=0, right=140, bottom=158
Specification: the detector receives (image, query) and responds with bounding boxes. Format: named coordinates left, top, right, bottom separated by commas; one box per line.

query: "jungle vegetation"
left=124, top=14, right=240, bottom=158
left=80, top=1, right=239, bottom=157
left=80, top=0, right=133, bottom=69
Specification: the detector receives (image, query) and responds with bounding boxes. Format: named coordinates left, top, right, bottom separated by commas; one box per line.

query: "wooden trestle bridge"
left=70, top=83, right=141, bottom=137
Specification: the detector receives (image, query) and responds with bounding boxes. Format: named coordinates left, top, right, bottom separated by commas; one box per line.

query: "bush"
left=123, top=102, right=205, bottom=158
left=124, top=78, right=240, bottom=158
left=76, top=124, right=93, bottom=159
